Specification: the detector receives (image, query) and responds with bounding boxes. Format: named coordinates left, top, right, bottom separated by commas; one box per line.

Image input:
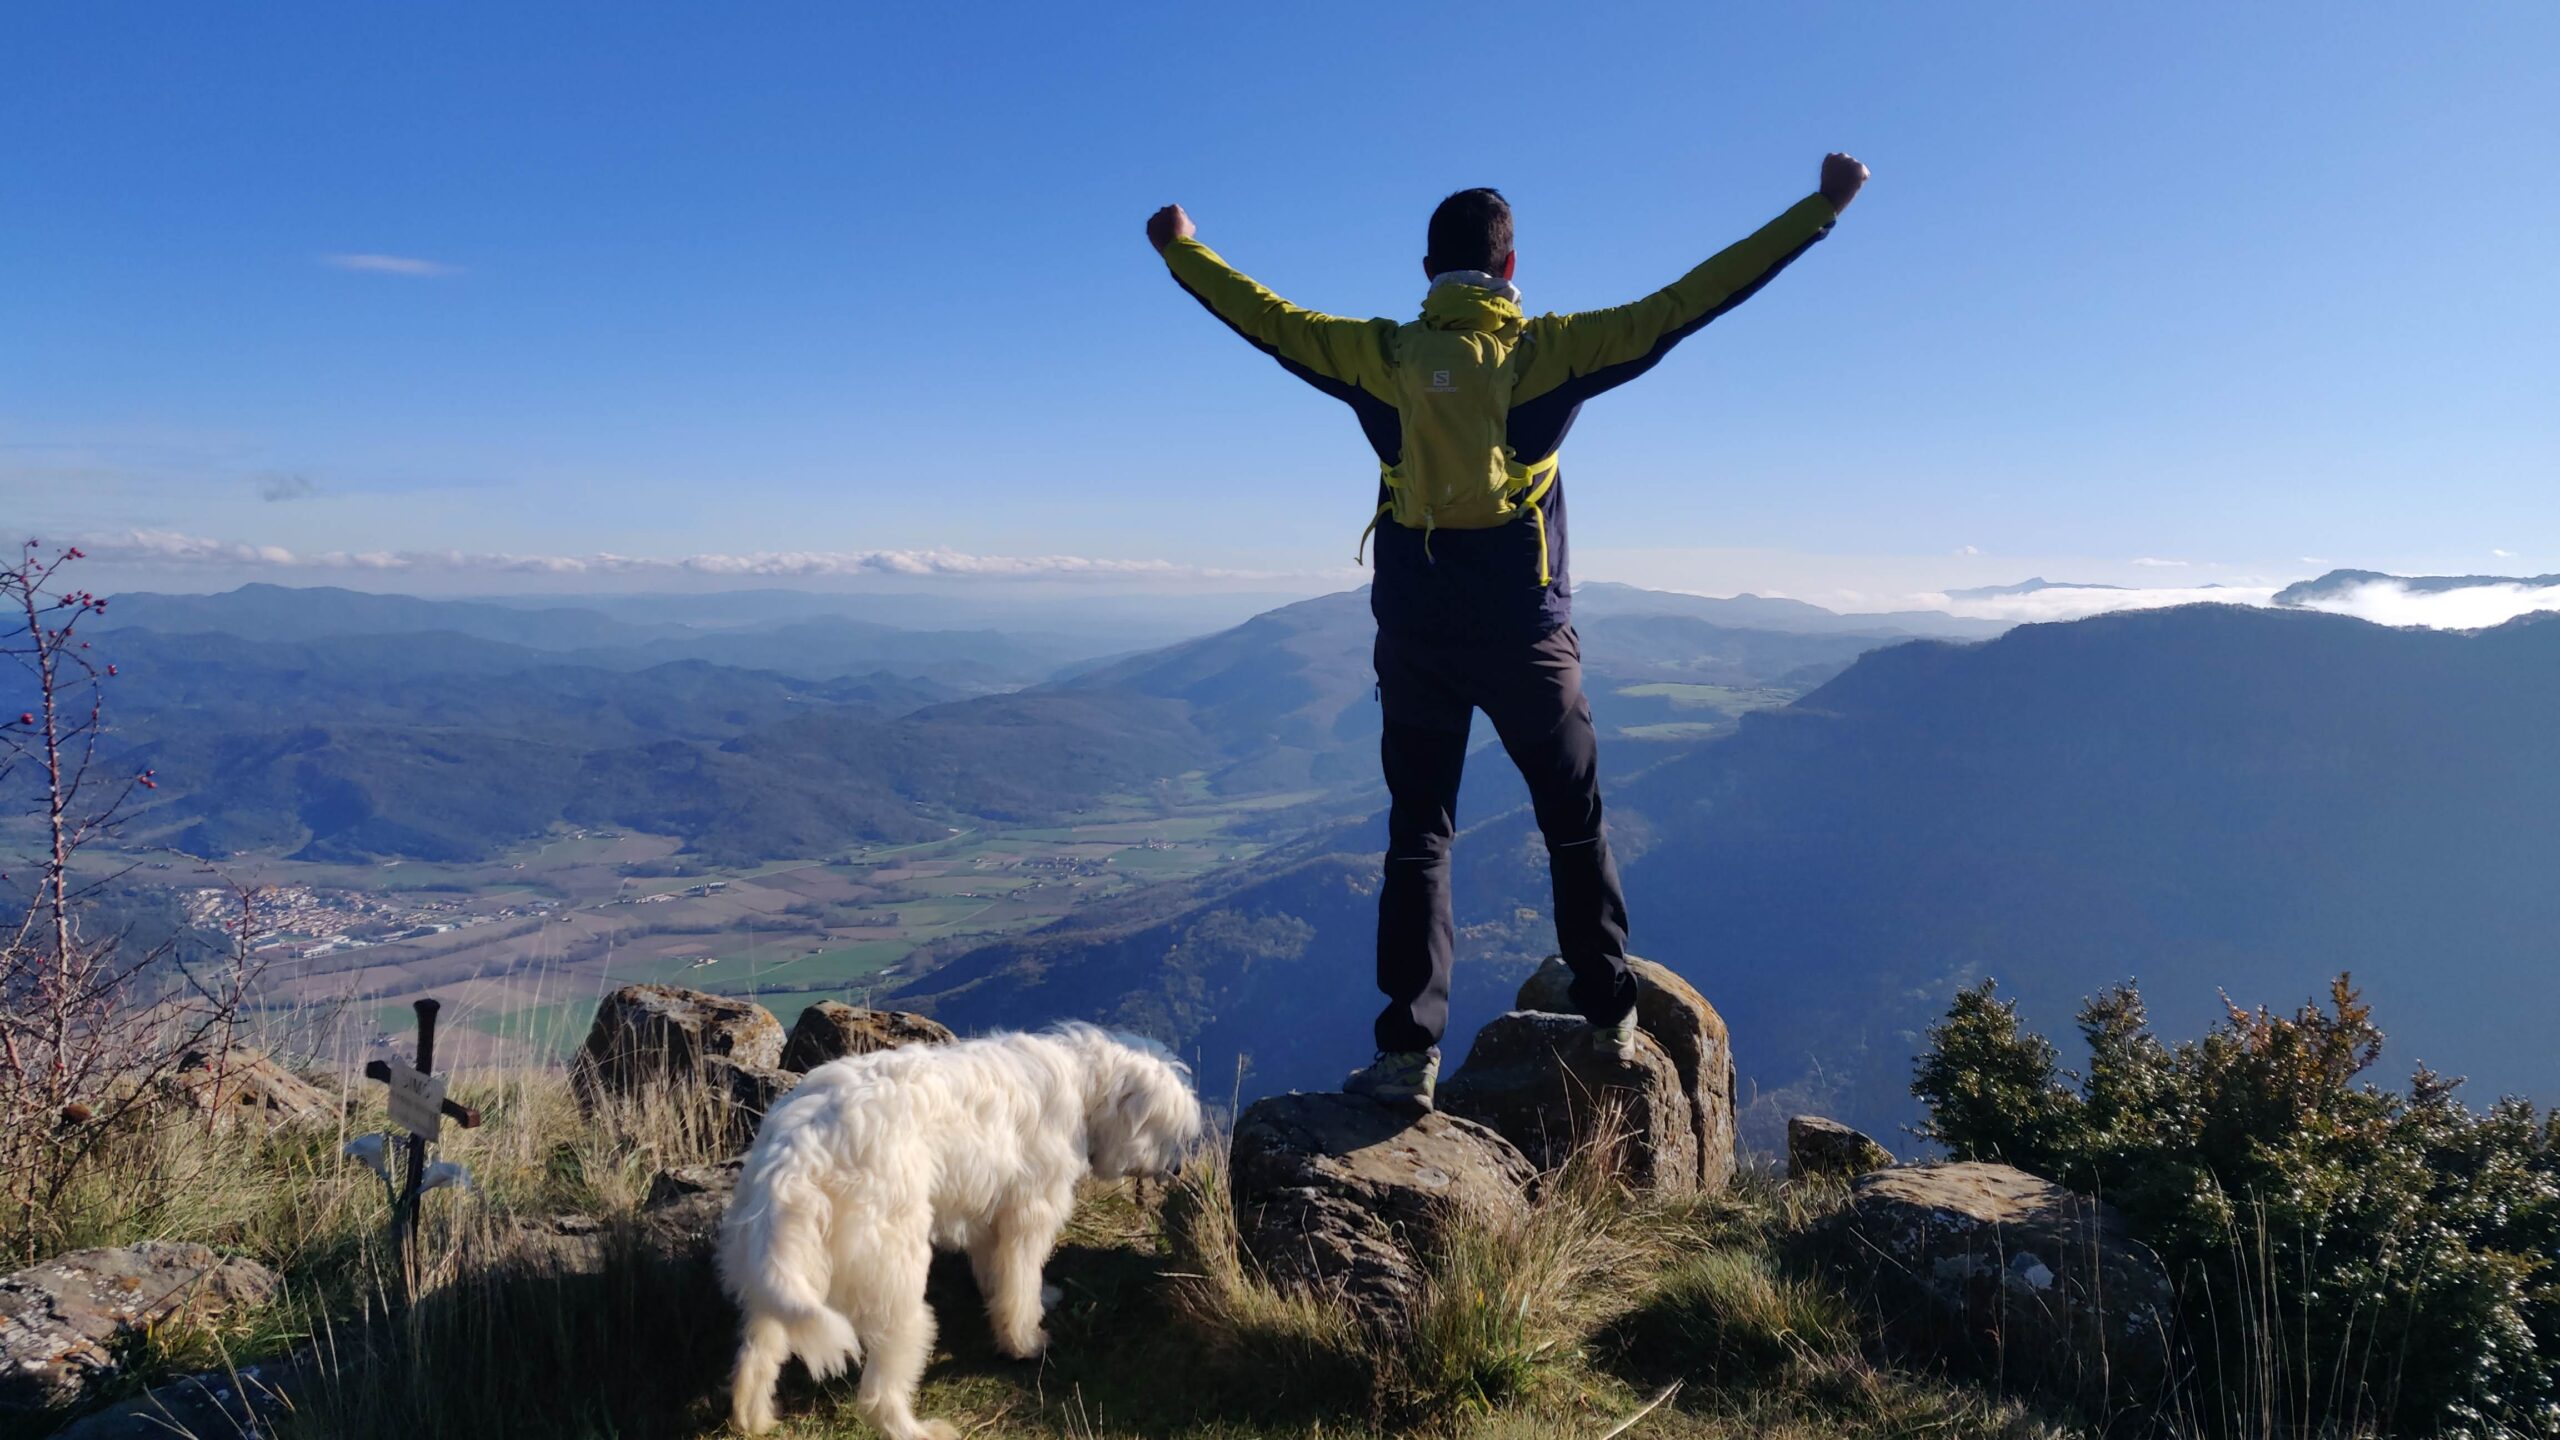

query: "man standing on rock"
left=1148, top=154, right=1869, bottom=1109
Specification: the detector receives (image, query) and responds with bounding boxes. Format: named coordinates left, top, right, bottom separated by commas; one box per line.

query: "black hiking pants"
left=1373, top=623, right=1635, bottom=1053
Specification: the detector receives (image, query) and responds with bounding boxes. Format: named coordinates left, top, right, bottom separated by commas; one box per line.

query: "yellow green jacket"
left=1162, top=192, right=1838, bottom=639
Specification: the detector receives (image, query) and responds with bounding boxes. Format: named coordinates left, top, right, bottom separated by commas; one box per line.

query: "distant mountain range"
left=1572, top=581, right=2006, bottom=638
left=1058, top=588, right=1912, bottom=793
left=1941, top=577, right=2129, bottom=599
left=57, top=624, right=1206, bottom=863
left=911, top=602, right=2560, bottom=1143
left=39, top=581, right=1926, bottom=865
left=95, top=584, right=683, bottom=650
left=482, top=585, right=1310, bottom=649
left=95, top=584, right=1103, bottom=688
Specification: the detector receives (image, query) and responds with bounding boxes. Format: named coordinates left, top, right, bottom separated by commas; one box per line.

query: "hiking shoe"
left=1346, top=1048, right=1439, bottom=1110
left=1591, top=1014, right=1640, bottom=1063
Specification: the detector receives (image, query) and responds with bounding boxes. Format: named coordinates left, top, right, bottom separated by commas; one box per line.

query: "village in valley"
left=159, top=803, right=1283, bottom=1070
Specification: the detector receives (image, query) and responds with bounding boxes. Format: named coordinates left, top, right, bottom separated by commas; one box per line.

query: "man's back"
left=1152, top=177, right=1855, bottom=642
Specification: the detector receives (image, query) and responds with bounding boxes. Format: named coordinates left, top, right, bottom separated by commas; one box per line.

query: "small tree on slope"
left=0, top=541, right=263, bottom=1261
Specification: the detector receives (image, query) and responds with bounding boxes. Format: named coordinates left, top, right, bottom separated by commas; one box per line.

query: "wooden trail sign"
left=362, top=997, right=482, bottom=1262
left=380, top=1062, right=449, bottom=1141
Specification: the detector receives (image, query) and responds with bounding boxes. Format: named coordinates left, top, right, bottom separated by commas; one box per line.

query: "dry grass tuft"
left=1400, top=1101, right=1680, bottom=1413
left=1156, top=1141, right=1380, bottom=1416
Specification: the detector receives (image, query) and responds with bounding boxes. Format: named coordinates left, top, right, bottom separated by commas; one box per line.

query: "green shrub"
left=1914, top=977, right=2560, bottom=1436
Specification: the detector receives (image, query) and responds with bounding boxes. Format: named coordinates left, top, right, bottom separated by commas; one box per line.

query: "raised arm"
left=1149, top=204, right=1395, bottom=401
left=1517, top=154, right=1867, bottom=400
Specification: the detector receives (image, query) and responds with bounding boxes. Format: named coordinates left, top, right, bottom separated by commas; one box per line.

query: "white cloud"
left=1923, top=576, right=2560, bottom=630
left=321, top=254, right=461, bottom=278
left=91, top=531, right=302, bottom=567
left=1955, top=544, right=1980, bottom=556
left=74, top=529, right=1310, bottom=583
left=2288, top=579, right=2560, bottom=631
left=2493, top=548, right=2516, bottom=559
left=2130, top=556, right=2189, bottom=568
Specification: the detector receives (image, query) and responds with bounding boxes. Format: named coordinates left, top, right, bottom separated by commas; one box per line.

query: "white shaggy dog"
left=717, top=1023, right=1202, bottom=1439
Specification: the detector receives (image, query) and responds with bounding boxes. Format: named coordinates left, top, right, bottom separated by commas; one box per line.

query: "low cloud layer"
left=1929, top=578, right=2560, bottom=631
left=69, top=530, right=2560, bottom=630
left=2286, top=579, right=2560, bottom=631
left=76, top=528, right=1306, bottom=583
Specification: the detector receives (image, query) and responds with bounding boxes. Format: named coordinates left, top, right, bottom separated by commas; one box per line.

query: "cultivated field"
left=134, top=789, right=1307, bottom=1068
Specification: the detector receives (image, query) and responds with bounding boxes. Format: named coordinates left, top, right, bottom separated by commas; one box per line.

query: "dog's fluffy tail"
left=722, top=1144, right=861, bottom=1433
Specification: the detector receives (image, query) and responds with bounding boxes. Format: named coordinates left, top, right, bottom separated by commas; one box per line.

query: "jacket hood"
left=1419, top=281, right=1525, bottom=340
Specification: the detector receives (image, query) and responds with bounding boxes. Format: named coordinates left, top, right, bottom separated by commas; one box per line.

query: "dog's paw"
left=1040, top=1283, right=1064, bottom=1313
left=997, top=1324, right=1051, bottom=1361
left=918, top=1423, right=960, bottom=1440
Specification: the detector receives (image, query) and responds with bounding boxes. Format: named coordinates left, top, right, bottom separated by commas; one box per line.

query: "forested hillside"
left=27, top=584, right=1903, bottom=866
left=915, top=604, right=2560, bottom=1142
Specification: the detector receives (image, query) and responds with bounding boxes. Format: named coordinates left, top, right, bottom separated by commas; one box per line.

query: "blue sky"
left=6, top=2, right=2555, bottom=611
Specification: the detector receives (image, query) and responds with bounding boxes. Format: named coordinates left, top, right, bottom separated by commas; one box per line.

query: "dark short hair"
left=1426, top=188, right=1512, bottom=275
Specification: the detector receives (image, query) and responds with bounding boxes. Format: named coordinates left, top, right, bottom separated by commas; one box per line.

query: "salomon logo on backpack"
left=1358, top=286, right=1560, bottom=583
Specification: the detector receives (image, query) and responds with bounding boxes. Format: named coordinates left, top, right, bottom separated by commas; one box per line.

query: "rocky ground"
left=4, top=972, right=2173, bottom=1440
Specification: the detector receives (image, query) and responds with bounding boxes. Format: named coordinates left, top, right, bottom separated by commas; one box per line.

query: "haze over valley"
left=18, top=572, right=2558, bottom=1147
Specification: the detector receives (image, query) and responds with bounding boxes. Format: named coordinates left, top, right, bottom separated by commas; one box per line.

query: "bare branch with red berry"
left=0, top=545, right=267, bottom=1256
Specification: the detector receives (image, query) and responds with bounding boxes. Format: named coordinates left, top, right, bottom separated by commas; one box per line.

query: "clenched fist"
left=1146, top=204, right=1195, bottom=252
left=1820, top=153, right=1869, bottom=214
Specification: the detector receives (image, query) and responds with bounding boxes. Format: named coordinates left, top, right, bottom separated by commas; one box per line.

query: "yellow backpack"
left=1357, top=287, right=1561, bottom=584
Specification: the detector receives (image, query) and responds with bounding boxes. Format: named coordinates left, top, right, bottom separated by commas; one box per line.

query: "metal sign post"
left=362, top=998, right=482, bottom=1269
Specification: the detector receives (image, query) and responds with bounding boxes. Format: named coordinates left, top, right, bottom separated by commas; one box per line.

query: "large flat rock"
left=1822, top=1161, right=2175, bottom=1409
left=1229, top=1092, right=1535, bottom=1329
left=0, top=1242, right=280, bottom=1417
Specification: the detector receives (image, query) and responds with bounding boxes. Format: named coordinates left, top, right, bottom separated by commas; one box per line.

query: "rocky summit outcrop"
left=574, top=984, right=798, bottom=1147
left=576, top=983, right=787, bottom=1091
left=0, top=1242, right=281, bottom=1418
left=163, top=1047, right=335, bottom=1124
left=1516, top=954, right=1737, bottom=1191
left=1229, top=1092, right=1536, bottom=1329
left=781, top=1002, right=954, bottom=1071
left=1787, top=1114, right=1893, bottom=1179
left=1820, top=1161, right=2175, bottom=1408
left=575, top=987, right=963, bottom=1148
left=1438, top=1011, right=1699, bottom=1194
